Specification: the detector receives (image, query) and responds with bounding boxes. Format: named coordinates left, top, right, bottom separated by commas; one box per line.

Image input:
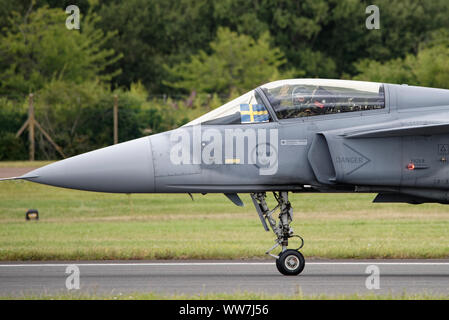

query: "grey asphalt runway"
left=0, top=260, right=448, bottom=297
left=0, top=167, right=35, bottom=179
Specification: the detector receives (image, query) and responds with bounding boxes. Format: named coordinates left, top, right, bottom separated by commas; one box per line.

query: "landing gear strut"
left=251, top=192, right=305, bottom=275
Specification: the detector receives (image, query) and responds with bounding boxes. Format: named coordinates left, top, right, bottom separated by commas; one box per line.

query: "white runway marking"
left=0, top=262, right=449, bottom=267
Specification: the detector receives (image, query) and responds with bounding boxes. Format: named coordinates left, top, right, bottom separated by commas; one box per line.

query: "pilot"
left=291, top=86, right=312, bottom=117
left=310, top=86, right=336, bottom=115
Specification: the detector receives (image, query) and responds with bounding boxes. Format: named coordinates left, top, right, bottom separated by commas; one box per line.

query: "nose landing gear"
left=251, top=191, right=305, bottom=276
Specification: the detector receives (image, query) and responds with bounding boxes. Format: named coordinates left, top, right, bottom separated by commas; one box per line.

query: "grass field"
left=1, top=161, right=449, bottom=260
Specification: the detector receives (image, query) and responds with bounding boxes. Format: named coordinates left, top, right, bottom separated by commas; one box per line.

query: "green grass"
left=1, top=181, right=449, bottom=260
left=2, top=291, right=448, bottom=300
left=1, top=161, right=449, bottom=260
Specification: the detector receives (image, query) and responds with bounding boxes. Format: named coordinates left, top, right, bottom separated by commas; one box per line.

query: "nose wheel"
left=276, top=249, right=305, bottom=275
left=251, top=191, right=306, bottom=276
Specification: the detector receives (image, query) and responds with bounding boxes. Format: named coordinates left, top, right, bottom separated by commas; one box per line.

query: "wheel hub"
left=284, top=255, right=299, bottom=270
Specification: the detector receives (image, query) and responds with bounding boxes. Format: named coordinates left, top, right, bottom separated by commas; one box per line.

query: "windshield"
left=261, top=79, right=385, bottom=119
left=185, top=90, right=270, bottom=126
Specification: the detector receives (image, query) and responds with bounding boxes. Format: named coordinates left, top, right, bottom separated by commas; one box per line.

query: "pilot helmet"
left=292, top=86, right=309, bottom=105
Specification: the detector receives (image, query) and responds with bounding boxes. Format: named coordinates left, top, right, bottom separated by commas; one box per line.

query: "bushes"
left=353, top=43, right=449, bottom=89
left=0, top=99, right=27, bottom=160
left=0, top=133, right=27, bottom=161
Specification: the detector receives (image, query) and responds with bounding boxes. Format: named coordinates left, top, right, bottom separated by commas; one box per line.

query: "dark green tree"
left=0, top=6, right=121, bottom=97
left=165, top=28, right=296, bottom=95
left=96, top=0, right=216, bottom=93
left=354, top=43, right=449, bottom=89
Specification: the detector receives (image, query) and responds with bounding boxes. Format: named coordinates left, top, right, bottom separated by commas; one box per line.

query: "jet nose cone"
left=24, top=137, right=155, bottom=193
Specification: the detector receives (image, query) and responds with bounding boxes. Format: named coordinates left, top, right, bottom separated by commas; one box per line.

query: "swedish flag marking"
left=240, top=104, right=269, bottom=123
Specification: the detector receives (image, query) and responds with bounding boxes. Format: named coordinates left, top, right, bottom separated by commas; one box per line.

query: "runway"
left=0, top=167, right=35, bottom=179
left=0, top=260, right=448, bottom=297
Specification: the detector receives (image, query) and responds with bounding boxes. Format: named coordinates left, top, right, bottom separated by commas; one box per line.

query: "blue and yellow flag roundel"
left=240, top=104, right=269, bottom=123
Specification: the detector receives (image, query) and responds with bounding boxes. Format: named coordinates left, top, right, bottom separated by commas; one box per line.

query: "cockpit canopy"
left=185, top=79, right=385, bottom=126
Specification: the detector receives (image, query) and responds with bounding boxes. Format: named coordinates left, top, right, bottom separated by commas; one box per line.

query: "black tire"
left=276, top=250, right=305, bottom=276
left=275, top=258, right=287, bottom=275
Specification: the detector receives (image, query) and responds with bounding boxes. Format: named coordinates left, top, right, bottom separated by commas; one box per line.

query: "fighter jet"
left=3, top=79, right=449, bottom=275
